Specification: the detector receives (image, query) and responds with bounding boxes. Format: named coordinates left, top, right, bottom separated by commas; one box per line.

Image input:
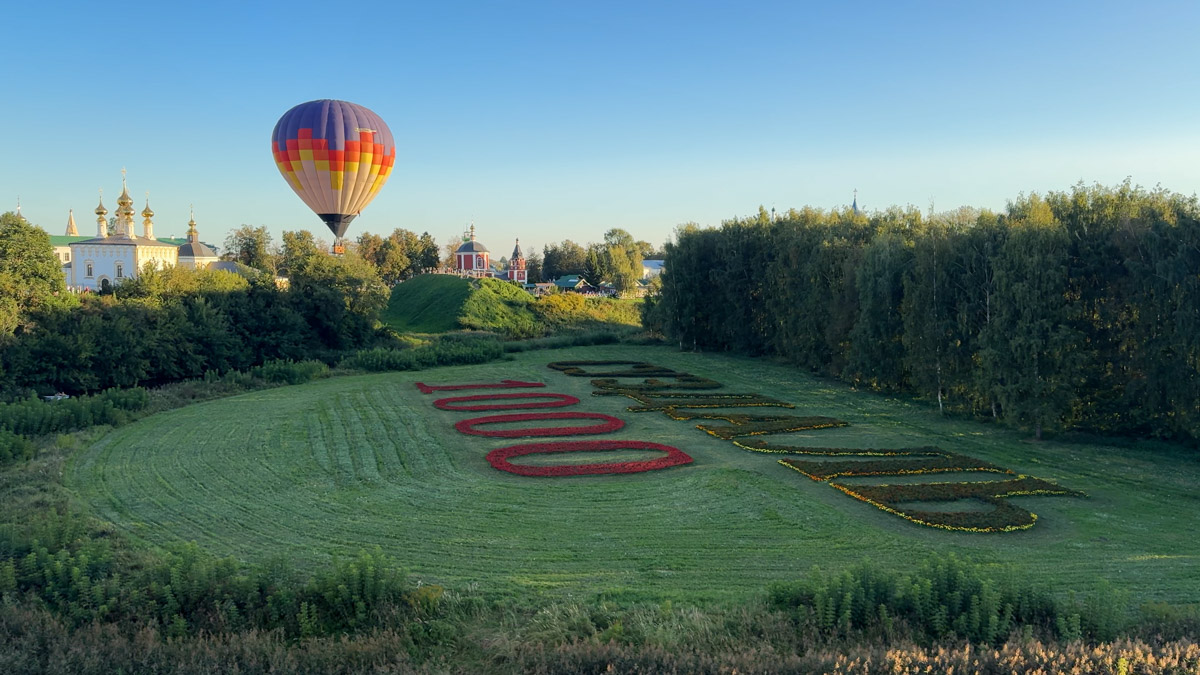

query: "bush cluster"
left=248, top=359, right=330, bottom=385
left=766, top=555, right=1125, bottom=645
left=0, top=429, right=35, bottom=465
left=0, top=388, right=149, bottom=440
left=340, top=335, right=505, bottom=372
left=1, top=519, right=439, bottom=642
left=0, top=278, right=387, bottom=398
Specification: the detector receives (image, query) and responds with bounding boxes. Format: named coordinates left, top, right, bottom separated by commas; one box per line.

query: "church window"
left=86, top=263, right=93, bottom=277
left=116, top=263, right=124, bottom=278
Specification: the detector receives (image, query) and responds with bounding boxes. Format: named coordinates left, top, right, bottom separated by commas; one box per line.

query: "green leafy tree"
left=542, top=240, right=587, bottom=281
left=355, top=232, right=385, bottom=265
left=847, top=232, right=911, bottom=390
left=981, top=199, right=1082, bottom=440
left=415, top=232, right=441, bottom=274
left=280, top=230, right=325, bottom=277
left=357, top=229, right=435, bottom=283
left=525, top=250, right=543, bottom=283
left=0, top=212, right=72, bottom=333
left=376, top=239, right=411, bottom=285
left=287, top=252, right=389, bottom=349
left=117, top=263, right=250, bottom=304
left=224, top=225, right=277, bottom=274
left=603, top=229, right=644, bottom=295
left=902, top=224, right=957, bottom=411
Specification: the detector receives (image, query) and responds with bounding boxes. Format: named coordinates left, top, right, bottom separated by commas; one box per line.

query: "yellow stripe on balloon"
left=330, top=171, right=343, bottom=190
left=315, top=160, right=329, bottom=172
left=299, top=149, right=314, bottom=162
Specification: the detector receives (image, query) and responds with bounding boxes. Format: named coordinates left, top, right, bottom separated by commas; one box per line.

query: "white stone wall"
left=178, top=254, right=219, bottom=270
left=68, top=242, right=180, bottom=291
left=70, top=243, right=136, bottom=291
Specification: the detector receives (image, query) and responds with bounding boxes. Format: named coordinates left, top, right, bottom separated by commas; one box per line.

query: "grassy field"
left=380, top=274, right=471, bottom=333
left=68, top=345, right=1200, bottom=604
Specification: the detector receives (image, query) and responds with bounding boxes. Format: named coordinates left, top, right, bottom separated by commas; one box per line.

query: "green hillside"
left=380, top=274, right=471, bottom=333
left=382, top=274, right=642, bottom=337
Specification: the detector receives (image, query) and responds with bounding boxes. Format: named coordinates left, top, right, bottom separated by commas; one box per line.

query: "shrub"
left=340, top=336, right=505, bottom=372
left=503, top=330, right=621, bottom=352
left=768, top=555, right=1069, bottom=644
left=0, top=388, right=149, bottom=439
left=249, top=359, right=330, bottom=385
left=0, top=429, right=36, bottom=465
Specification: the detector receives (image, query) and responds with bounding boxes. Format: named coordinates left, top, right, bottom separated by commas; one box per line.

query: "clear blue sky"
left=4, top=0, right=1198, bottom=256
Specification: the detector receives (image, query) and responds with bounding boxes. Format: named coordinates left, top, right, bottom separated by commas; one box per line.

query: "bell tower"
left=507, top=238, right=527, bottom=284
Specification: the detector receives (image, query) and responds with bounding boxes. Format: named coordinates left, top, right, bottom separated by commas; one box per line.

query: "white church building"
left=60, top=173, right=218, bottom=291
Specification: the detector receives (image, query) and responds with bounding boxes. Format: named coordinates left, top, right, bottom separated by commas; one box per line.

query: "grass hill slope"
left=382, top=275, right=641, bottom=337
left=379, top=274, right=471, bottom=333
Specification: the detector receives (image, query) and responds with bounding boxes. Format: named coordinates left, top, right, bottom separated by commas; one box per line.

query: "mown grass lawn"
left=68, top=345, right=1200, bottom=604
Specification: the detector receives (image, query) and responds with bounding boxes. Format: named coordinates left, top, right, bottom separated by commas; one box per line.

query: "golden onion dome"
left=95, top=197, right=108, bottom=217
left=117, top=180, right=133, bottom=207
left=142, top=198, right=154, bottom=219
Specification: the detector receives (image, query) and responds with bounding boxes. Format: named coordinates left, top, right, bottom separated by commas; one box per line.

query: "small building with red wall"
left=507, top=239, right=527, bottom=284
left=454, top=224, right=490, bottom=276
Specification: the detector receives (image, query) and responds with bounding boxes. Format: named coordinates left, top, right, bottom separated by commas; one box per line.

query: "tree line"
left=223, top=223, right=661, bottom=293
left=0, top=217, right=391, bottom=396
left=222, top=225, right=441, bottom=284
left=540, top=228, right=660, bottom=292
left=646, top=182, right=1199, bottom=443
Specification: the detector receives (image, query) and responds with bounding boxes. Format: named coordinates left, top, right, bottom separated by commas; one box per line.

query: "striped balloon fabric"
left=271, top=99, right=397, bottom=239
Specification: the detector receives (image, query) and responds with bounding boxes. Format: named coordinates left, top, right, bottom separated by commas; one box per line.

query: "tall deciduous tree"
left=287, top=251, right=389, bottom=349
left=0, top=212, right=72, bottom=334
left=224, top=225, right=277, bottom=274
left=542, top=240, right=587, bottom=281
left=281, top=230, right=325, bottom=277
left=848, top=232, right=911, bottom=390
left=525, top=250, right=543, bottom=283
left=981, top=198, right=1082, bottom=440
left=902, top=224, right=956, bottom=411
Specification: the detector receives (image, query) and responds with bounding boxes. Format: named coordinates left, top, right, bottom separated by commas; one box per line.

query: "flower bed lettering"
left=434, top=392, right=580, bottom=411
left=733, top=440, right=945, bottom=456
left=455, top=412, right=625, bottom=438
left=415, top=379, right=545, bottom=394
left=547, top=361, right=680, bottom=378
left=548, top=360, right=1084, bottom=532
left=415, top=379, right=692, bottom=477
left=823, top=475, right=1085, bottom=532
left=486, top=440, right=693, bottom=477
left=779, top=453, right=1011, bottom=481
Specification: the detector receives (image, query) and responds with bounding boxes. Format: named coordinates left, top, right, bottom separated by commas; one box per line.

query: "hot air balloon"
left=271, top=99, right=396, bottom=244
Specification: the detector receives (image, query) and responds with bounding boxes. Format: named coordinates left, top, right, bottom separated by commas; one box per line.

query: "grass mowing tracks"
left=67, top=345, right=1200, bottom=605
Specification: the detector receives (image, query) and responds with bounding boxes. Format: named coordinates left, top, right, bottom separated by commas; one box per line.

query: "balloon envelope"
left=271, top=99, right=396, bottom=239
